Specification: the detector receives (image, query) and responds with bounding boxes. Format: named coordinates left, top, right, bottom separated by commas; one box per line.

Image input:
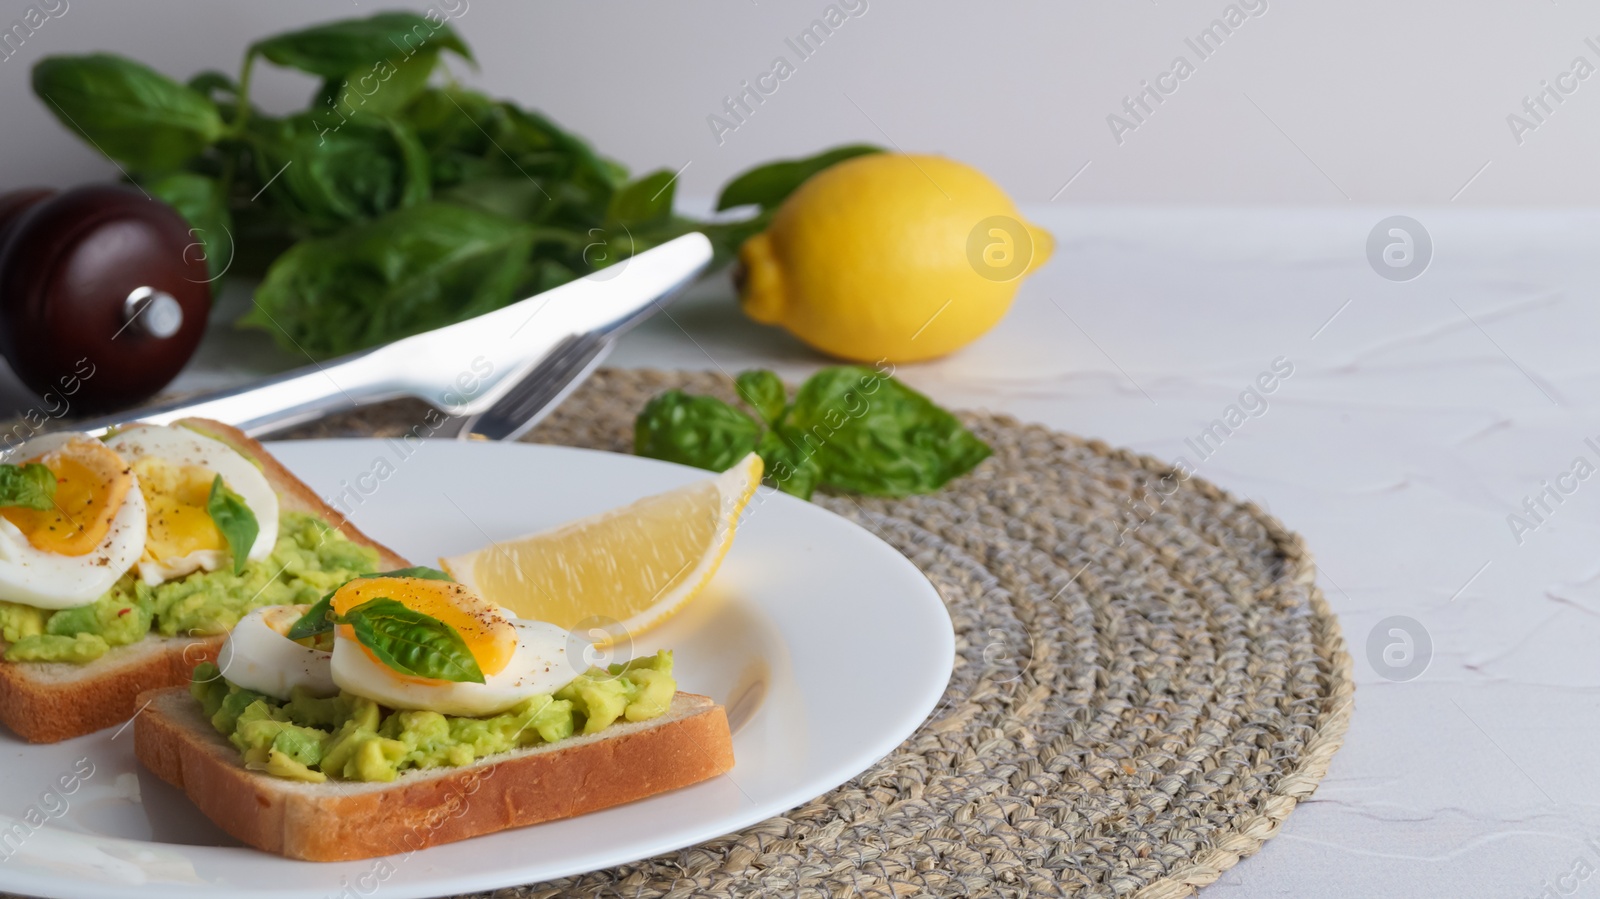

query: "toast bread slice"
left=0, top=418, right=408, bottom=743
left=135, top=685, right=736, bottom=861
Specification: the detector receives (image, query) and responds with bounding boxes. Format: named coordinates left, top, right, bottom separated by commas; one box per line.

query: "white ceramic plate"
left=0, top=441, right=953, bottom=899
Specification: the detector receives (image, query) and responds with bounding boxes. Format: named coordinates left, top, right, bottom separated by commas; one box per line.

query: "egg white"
left=104, top=425, right=279, bottom=585
left=0, top=432, right=146, bottom=610
left=217, top=605, right=337, bottom=701
left=331, top=618, right=585, bottom=717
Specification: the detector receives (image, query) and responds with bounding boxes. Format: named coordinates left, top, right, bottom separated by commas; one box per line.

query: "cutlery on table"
left=68, top=233, right=714, bottom=439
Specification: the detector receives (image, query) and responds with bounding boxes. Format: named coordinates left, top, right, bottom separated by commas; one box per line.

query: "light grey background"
left=4, top=0, right=1600, bottom=205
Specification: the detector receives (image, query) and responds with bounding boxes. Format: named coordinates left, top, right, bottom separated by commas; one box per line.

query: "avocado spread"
left=190, top=650, right=676, bottom=782
left=1, top=512, right=379, bottom=664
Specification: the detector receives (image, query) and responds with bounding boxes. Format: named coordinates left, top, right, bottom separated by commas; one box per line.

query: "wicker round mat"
left=283, top=367, right=1355, bottom=899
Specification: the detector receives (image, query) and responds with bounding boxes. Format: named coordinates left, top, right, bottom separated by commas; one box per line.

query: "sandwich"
left=0, top=418, right=405, bottom=743
left=134, top=572, right=734, bottom=860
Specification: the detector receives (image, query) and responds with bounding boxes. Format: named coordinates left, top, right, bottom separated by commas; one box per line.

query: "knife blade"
left=70, top=233, right=713, bottom=437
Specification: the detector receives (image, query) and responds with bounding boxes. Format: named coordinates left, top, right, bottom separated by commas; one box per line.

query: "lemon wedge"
left=441, top=453, right=763, bottom=639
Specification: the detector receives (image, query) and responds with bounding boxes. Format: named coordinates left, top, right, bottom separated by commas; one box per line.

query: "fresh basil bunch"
left=32, top=11, right=879, bottom=358
left=636, top=367, right=991, bottom=500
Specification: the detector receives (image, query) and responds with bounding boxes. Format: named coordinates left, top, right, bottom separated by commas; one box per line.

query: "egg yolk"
left=332, top=576, right=518, bottom=679
left=1, top=438, right=132, bottom=556
left=132, top=457, right=225, bottom=563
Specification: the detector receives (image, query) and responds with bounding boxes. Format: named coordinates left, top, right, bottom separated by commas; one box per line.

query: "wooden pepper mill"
left=0, top=185, right=211, bottom=414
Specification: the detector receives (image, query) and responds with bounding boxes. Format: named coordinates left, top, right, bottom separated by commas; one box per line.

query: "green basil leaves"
left=248, top=12, right=472, bottom=81
left=0, top=463, right=58, bottom=511
left=339, top=597, right=485, bottom=684
left=205, top=475, right=259, bottom=574
left=635, top=367, right=990, bottom=500
left=243, top=202, right=535, bottom=357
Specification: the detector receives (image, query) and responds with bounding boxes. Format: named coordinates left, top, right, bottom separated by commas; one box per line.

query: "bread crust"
left=0, top=635, right=222, bottom=743
left=0, top=419, right=409, bottom=743
left=135, top=686, right=736, bottom=861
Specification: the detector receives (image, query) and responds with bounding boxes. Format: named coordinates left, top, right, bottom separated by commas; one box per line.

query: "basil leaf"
left=186, top=70, right=237, bottom=100
left=786, top=367, right=991, bottom=497
left=735, top=370, right=786, bottom=426
left=286, top=588, right=338, bottom=641
left=284, top=566, right=454, bottom=641
left=146, top=172, right=233, bottom=283
left=402, top=88, right=640, bottom=288
left=715, top=144, right=882, bottom=212
left=370, top=566, right=453, bottom=582
left=206, top=475, right=259, bottom=575
left=607, top=169, right=677, bottom=228
left=757, top=429, right=821, bottom=500
left=401, top=86, right=497, bottom=179
left=497, top=104, right=628, bottom=204
left=339, top=597, right=484, bottom=684
left=685, top=216, right=767, bottom=270
left=32, top=54, right=224, bottom=172
left=243, top=202, right=534, bottom=357
left=405, top=89, right=624, bottom=223
left=634, top=390, right=762, bottom=473
left=250, top=12, right=472, bottom=80
left=246, top=114, right=431, bottom=236
left=0, top=463, right=57, bottom=511
left=323, top=47, right=441, bottom=119
left=437, top=177, right=553, bottom=225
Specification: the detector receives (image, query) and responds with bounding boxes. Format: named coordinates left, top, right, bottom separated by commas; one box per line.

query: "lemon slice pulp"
left=441, top=453, right=763, bottom=639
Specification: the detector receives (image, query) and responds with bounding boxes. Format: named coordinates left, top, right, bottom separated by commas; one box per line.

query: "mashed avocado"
left=0, top=602, right=46, bottom=644
left=191, top=650, right=676, bottom=782
left=1, top=512, right=379, bottom=664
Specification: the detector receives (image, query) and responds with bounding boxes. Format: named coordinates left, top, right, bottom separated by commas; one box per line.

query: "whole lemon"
left=737, top=153, right=1053, bottom=363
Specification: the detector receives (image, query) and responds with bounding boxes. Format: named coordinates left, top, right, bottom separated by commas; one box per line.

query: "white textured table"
left=29, top=205, right=1595, bottom=897
left=614, top=206, right=1600, bottom=899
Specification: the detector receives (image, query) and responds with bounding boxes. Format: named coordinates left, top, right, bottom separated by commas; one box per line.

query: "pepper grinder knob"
left=123, top=286, right=186, bottom=340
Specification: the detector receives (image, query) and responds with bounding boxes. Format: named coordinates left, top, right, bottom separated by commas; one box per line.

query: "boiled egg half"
left=217, top=604, right=338, bottom=700
left=105, top=425, right=279, bottom=585
left=330, top=576, right=582, bottom=717
left=0, top=432, right=146, bottom=609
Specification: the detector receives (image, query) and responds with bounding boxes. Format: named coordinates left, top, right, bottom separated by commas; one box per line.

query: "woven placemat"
left=285, top=367, right=1355, bottom=897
